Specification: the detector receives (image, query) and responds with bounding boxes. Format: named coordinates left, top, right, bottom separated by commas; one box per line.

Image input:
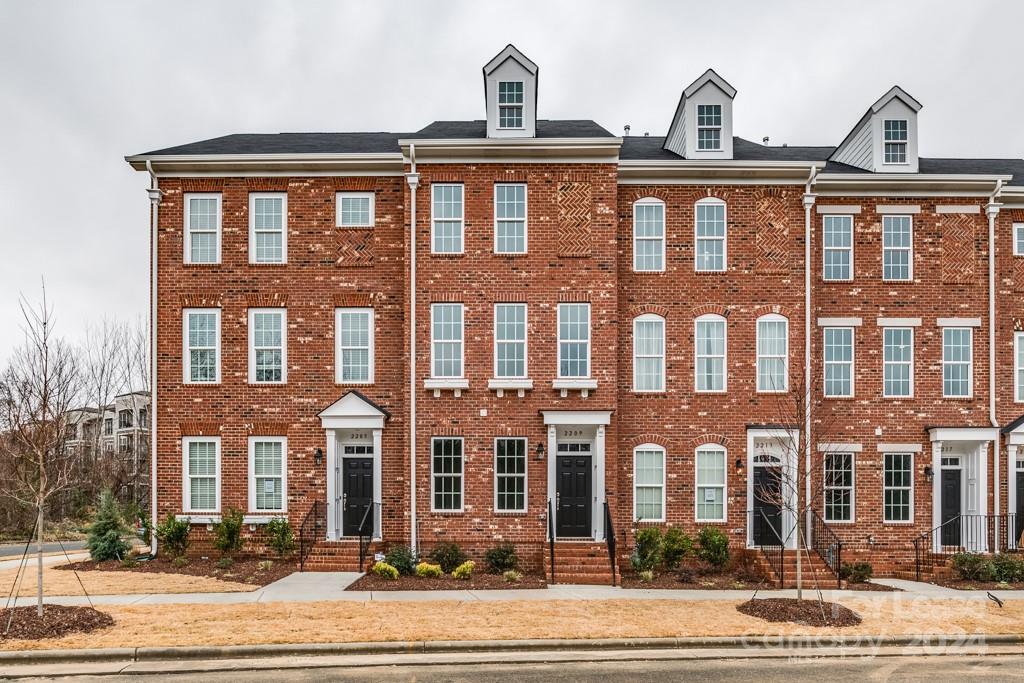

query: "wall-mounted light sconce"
left=735, top=458, right=744, bottom=473
left=314, top=448, right=323, bottom=467
left=924, top=465, right=934, bottom=482
left=535, top=442, right=545, bottom=461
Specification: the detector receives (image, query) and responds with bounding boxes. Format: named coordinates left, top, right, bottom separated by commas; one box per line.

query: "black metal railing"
left=749, top=509, right=785, bottom=588
left=298, top=500, right=324, bottom=572
left=914, top=514, right=1020, bottom=580
left=806, top=508, right=842, bottom=588
left=603, top=500, right=617, bottom=587
left=358, top=501, right=381, bottom=570
left=547, top=498, right=555, bottom=584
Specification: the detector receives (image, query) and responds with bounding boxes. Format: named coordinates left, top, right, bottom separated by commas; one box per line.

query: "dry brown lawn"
left=3, top=595, right=1022, bottom=651
left=0, top=564, right=256, bottom=598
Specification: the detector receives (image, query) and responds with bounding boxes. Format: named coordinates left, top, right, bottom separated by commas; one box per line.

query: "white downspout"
left=406, top=146, right=420, bottom=555
left=145, top=160, right=161, bottom=556
left=800, top=165, right=818, bottom=599
left=988, top=180, right=1002, bottom=548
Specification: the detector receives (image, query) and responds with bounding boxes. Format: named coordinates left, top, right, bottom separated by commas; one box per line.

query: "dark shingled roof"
left=405, top=119, right=614, bottom=139
left=139, top=132, right=403, bottom=157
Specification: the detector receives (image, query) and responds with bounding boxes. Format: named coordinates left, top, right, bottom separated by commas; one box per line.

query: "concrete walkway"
left=0, top=540, right=87, bottom=558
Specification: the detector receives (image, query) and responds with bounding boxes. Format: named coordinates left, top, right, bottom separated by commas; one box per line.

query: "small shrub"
left=265, top=518, right=295, bottom=558
left=140, top=517, right=153, bottom=546
left=429, top=542, right=467, bottom=573
left=213, top=508, right=244, bottom=556
left=503, top=569, right=523, bottom=584
left=216, top=556, right=234, bottom=570
left=630, top=527, right=663, bottom=573
left=258, top=560, right=273, bottom=571
left=155, top=514, right=190, bottom=558
left=484, top=543, right=519, bottom=574
left=171, top=555, right=190, bottom=569
left=952, top=552, right=992, bottom=581
left=990, top=553, right=1024, bottom=583
left=697, top=526, right=730, bottom=570
left=120, top=553, right=139, bottom=569
left=415, top=562, right=443, bottom=578
left=638, top=569, right=655, bottom=583
left=453, top=560, right=476, bottom=580
left=662, top=528, right=694, bottom=570
left=372, top=561, right=399, bottom=580
left=87, top=491, right=130, bottom=562
left=384, top=545, right=417, bottom=576
left=839, top=561, right=873, bottom=584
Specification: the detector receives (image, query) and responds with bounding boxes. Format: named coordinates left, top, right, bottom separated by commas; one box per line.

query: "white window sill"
left=176, top=514, right=221, bottom=524
left=243, top=514, right=287, bottom=525
left=552, top=378, right=598, bottom=397
left=424, top=377, right=469, bottom=397
left=488, top=378, right=533, bottom=397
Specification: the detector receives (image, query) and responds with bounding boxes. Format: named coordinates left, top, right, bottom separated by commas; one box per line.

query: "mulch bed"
left=0, top=605, right=113, bottom=641
left=347, top=572, right=547, bottom=591
left=737, top=598, right=862, bottom=627
left=55, top=556, right=294, bottom=587
left=620, top=569, right=776, bottom=590
left=845, top=581, right=901, bottom=592
left=931, top=579, right=1024, bottom=591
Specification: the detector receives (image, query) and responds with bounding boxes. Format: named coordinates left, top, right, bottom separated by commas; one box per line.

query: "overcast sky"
left=1, top=0, right=1022, bottom=363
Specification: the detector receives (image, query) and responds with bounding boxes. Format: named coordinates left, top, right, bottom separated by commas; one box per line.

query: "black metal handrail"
left=749, top=509, right=784, bottom=588
left=547, top=498, right=555, bottom=584
left=914, top=513, right=1020, bottom=580
left=358, top=501, right=380, bottom=570
left=298, top=500, right=323, bottom=572
left=806, top=508, right=842, bottom=588
left=603, top=500, right=617, bottom=587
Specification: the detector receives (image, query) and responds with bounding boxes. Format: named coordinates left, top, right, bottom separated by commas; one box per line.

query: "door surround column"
left=541, top=411, right=612, bottom=542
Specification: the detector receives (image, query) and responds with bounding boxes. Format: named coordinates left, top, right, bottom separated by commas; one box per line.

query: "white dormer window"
left=498, top=81, right=524, bottom=129
left=697, top=104, right=722, bottom=151
left=883, top=119, right=908, bottom=164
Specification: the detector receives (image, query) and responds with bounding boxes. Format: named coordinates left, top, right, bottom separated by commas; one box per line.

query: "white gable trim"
left=318, top=391, right=388, bottom=430
left=683, top=69, right=737, bottom=99
left=870, top=85, right=923, bottom=114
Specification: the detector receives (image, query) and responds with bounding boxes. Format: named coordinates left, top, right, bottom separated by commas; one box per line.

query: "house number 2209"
left=563, top=429, right=585, bottom=438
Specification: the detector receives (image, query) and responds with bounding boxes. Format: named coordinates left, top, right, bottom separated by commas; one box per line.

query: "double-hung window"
left=633, top=446, right=665, bottom=522
left=823, top=215, right=853, bottom=281
left=823, top=327, right=854, bottom=397
left=494, top=438, right=526, bottom=512
left=336, top=192, right=375, bottom=228
left=882, top=327, right=913, bottom=398
left=882, top=215, right=913, bottom=281
left=431, top=304, right=464, bottom=378
left=633, top=198, right=665, bottom=272
left=633, top=314, right=665, bottom=392
left=335, top=308, right=374, bottom=384
left=883, top=453, right=913, bottom=522
left=497, top=81, right=524, bottom=129
left=883, top=119, right=908, bottom=164
left=494, top=183, right=527, bottom=254
left=756, top=314, right=788, bottom=392
left=695, top=314, right=726, bottom=392
left=1016, top=332, right=1024, bottom=403
left=1015, top=223, right=1024, bottom=256
left=823, top=452, right=854, bottom=522
left=103, top=418, right=113, bottom=436
left=432, top=184, right=464, bottom=253
left=432, top=437, right=463, bottom=512
left=696, top=104, right=722, bottom=151
left=183, top=308, right=220, bottom=384
left=557, top=303, right=590, bottom=378
left=249, top=437, right=286, bottom=513
left=249, top=308, right=286, bottom=384
left=695, top=445, right=726, bottom=522
left=942, top=327, right=972, bottom=398
left=695, top=198, right=726, bottom=272
left=184, top=193, right=221, bottom=264
left=118, top=409, right=133, bottom=429
left=183, top=437, right=220, bottom=513
left=494, top=304, right=527, bottom=379
left=249, top=193, right=286, bottom=263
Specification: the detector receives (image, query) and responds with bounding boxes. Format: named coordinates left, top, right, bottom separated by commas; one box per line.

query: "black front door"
left=556, top=448, right=592, bottom=537
left=342, top=457, right=373, bottom=537
left=1016, top=471, right=1024, bottom=547
left=752, top=466, right=783, bottom=546
left=941, top=469, right=962, bottom=547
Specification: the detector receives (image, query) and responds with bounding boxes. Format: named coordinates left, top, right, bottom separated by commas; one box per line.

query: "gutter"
left=988, top=180, right=1003, bottom=542
left=801, top=165, right=818, bottom=600
left=145, top=161, right=162, bottom=556
left=406, top=145, right=420, bottom=554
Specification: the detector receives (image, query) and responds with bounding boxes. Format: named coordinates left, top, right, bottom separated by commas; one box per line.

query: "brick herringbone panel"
left=335, top=228, right=374, bottom=267
left=941, top=213, right=976, bottom=283
left=756, top=189, right=789, bottom=274
left=1015, top=258, right=1024, bottom=293
left=557, top=181, right=592, bottom=257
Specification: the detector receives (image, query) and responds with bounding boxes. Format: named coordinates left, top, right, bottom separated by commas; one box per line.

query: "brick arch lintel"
left=629, top=303, right=670, bottom=319
left=689, top=433, right=732, bottom=449
left=630, top=188, right=670, bottom=203
left=627, top=433, right=672, bottom=450
left=690, top=303, right=729, bottom=319
left=751, top=303, right=793, bottom=320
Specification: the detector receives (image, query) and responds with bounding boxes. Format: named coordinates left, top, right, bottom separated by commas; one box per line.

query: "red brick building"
left=128, top=45, right=1024, bottom=582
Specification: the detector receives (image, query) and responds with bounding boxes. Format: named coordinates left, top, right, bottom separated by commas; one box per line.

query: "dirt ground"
left=1, top=595, right=1020, bottom=651
left=0, top=563, right=257, bottom=597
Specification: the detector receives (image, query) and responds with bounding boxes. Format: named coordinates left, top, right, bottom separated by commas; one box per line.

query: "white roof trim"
left=928, top=427, right=999, bottom=443
left=871, top=85, right=923, bottom=114
left=541, top=410, right=612, bottom=426
left=683, top=68, right=737, bottom=99
left=483, top=44, right=538, bottom=76
left=318, top=392, right=388, bottom=430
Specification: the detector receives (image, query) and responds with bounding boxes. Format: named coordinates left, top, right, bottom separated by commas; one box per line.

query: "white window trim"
left=694, top=313, right=727, bottom=393
left=557, top=302, right=591, bottom=380
left=633, top=444, right=666, bottom=523
left=694, top=444, right=728, bottom=523
left=882, top=452, right=915, bottom=524
left=756, top=313, right=789, bottom=393
left=182, top=436, right=221, bottom=514
left=822, top=214, right=854, bottom=282
left=430, top=303, right=464, bottom=380
left=493, top=183, right=528, bottom=254
left=632, top=197, right=666, bottom=273
left=696, top=104, right=723, bottom=152
left=182, top=308, right=221, bottom=385
left=632, top=313, right=665, bottom=393
left=248, top=308, right=287, bottom=385
left=247, top=436, right=287, bottom=514
left=942, top=327, right=974, bottom=399
left=1016, top=332, right=1024, bottom=403
left=335, top=307, right=375, bottom=385
left=335, top=192, right=376, bottom=228
left=822, top=326, right=855, bottom=398
left=496, top=80, right=525, bottom=130
left=183, top=193, right=222, bottom=265
left=1014, top=223, right=1024, bottom=256
left=694, top=197, right=727, bottom=273
left=248, top=192, right=287, bottom=264
left=882, top=327, right=914, bottom=399
left=493, top=303, right=528, bottom=379
left=882, top=119, right=909, bottom=166
left=431, top=183, right=465, bottom=255
left=882, top=215, right=914, bottom=282
left=430, top=436, right=464, bottom=513
left=493, top=437, right=528, bottom=513
left=823, top=451, right=856, bottom=524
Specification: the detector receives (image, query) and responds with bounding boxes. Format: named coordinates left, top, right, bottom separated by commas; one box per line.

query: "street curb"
left=2, top=633, right=1022, bottom=665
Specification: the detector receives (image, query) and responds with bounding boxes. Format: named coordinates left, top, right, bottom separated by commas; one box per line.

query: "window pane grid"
left=187, top=312, right=218, bottom=383
left=494, top=304, right=526, bottom=378
left=339, top=195, right=372, bottom=227
left=558, top=303, right=590, bottom=378
left=253, top=441, right=283, bottom=511
left=823, top=327, right=854, bottom=397
left=634, top=202, right=665, bottom=271
left=252, top=312, right=283, bottom=382
left=188, top=197, right=218, bottom=263
left=882, top=216, right=912, bottom=281
left=883, top=453, right=912, bottom=522
left=942, top=328, right=972, bottom=397
left=432, top=184, right=464, bottom=253
left=824, top=452, right=853, bottom=521
left=1017, top=334, right=1024, bottom=402
left=823, top=215, right=853, bottom=280
left=696, top=448, right=725, bottom=521
left=883, top=327, right=913, bottom=397
left=252, top=196, right=283, bottom=263
left=339, top=310, right=371, bottom=382
left=884, top=120, right=908, bottom=164
left=757, top=319, right=788, bottom=392
left=633, top=317, right=664, bottom=391
left=432, top=438, right=463, bottom=511
left=696, top=104, right=722, bottom=151
left=634, top=449, right=664, bottom=521
left=495, top=438, right=526, bottom=512
left=695, top=203, right=726, bottom=271
left=495, top=184, right=526, bottom=253
left=188, top=441, right=217, bottom=511
left=695, top=317, right=725, bottom=392
left=432, top=304, right=464, bottom=378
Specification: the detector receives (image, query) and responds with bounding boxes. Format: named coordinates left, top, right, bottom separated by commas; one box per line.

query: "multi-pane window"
left=1016, top=333, right=1024, bottom=402
left=557, top=303, right=590, bottom=378
left=184, top=309, right=220, bottom=384
left=883, top=119, right=908, bottom=164
left=118, top=409, right=134, bottom=429
left=634, top=446, right=665, bottom=522
left=633, top=314, right=665, bottom=392
left=942, top=327, right=972, bottom=398
left=823, top=452, right=854, bottom=522
left=249, top=309, right=285, bottom=384
left=1015, top=223, right=1024, bottom=256
left=883, top=452, right=913, bottom=522
left=695, top=199, right=726, bottom=272
left=249, top=193, right=286, bottom=263
left=696, top=103, right=722, bottom=150
left=756, top=315, right=788, bottom=392
left=823, top=327, right=854, bottom=397
left=104, top=418, right=113, bottom=436
left=494, top=184, right=526, bottom=253
left=494, top=304, right=526, bottom=379
left=184, top=438, right=219, bottom=512
left=185, top=194, right=221, bottom=264
left=497, top=81, right=524, bottom=129
left=432, top=184, right=464, bottom=253
left=139, top=408, right=148, bottom=428
left=882, top=215, right=913, bottom=281
left=695, top=314, right=726, bottom=392
left=823, top=215, right=853, bottom=281
left=250, top=438, right=285, bottom=512
left=883, top=327, right=913, bottom=397
left=432, top=438, right=463, bottom=511
left=495, top=438, right=526, bottom=512
left=431, top=304, right=464, bottom=378
left=633, top=199, right=665, bottom=272
left=695, top=446, right=726, bottom=521
left=336, top=192, right=375, bottom=228
left=336, top=308, right=374, bottom=384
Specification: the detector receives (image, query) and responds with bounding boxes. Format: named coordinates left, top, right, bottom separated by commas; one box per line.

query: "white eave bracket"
left=424, top=378, right=469, bottom=398
left=551, top=378, right=598, bottom=398
left=488, top=378, right=534, bottom=398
